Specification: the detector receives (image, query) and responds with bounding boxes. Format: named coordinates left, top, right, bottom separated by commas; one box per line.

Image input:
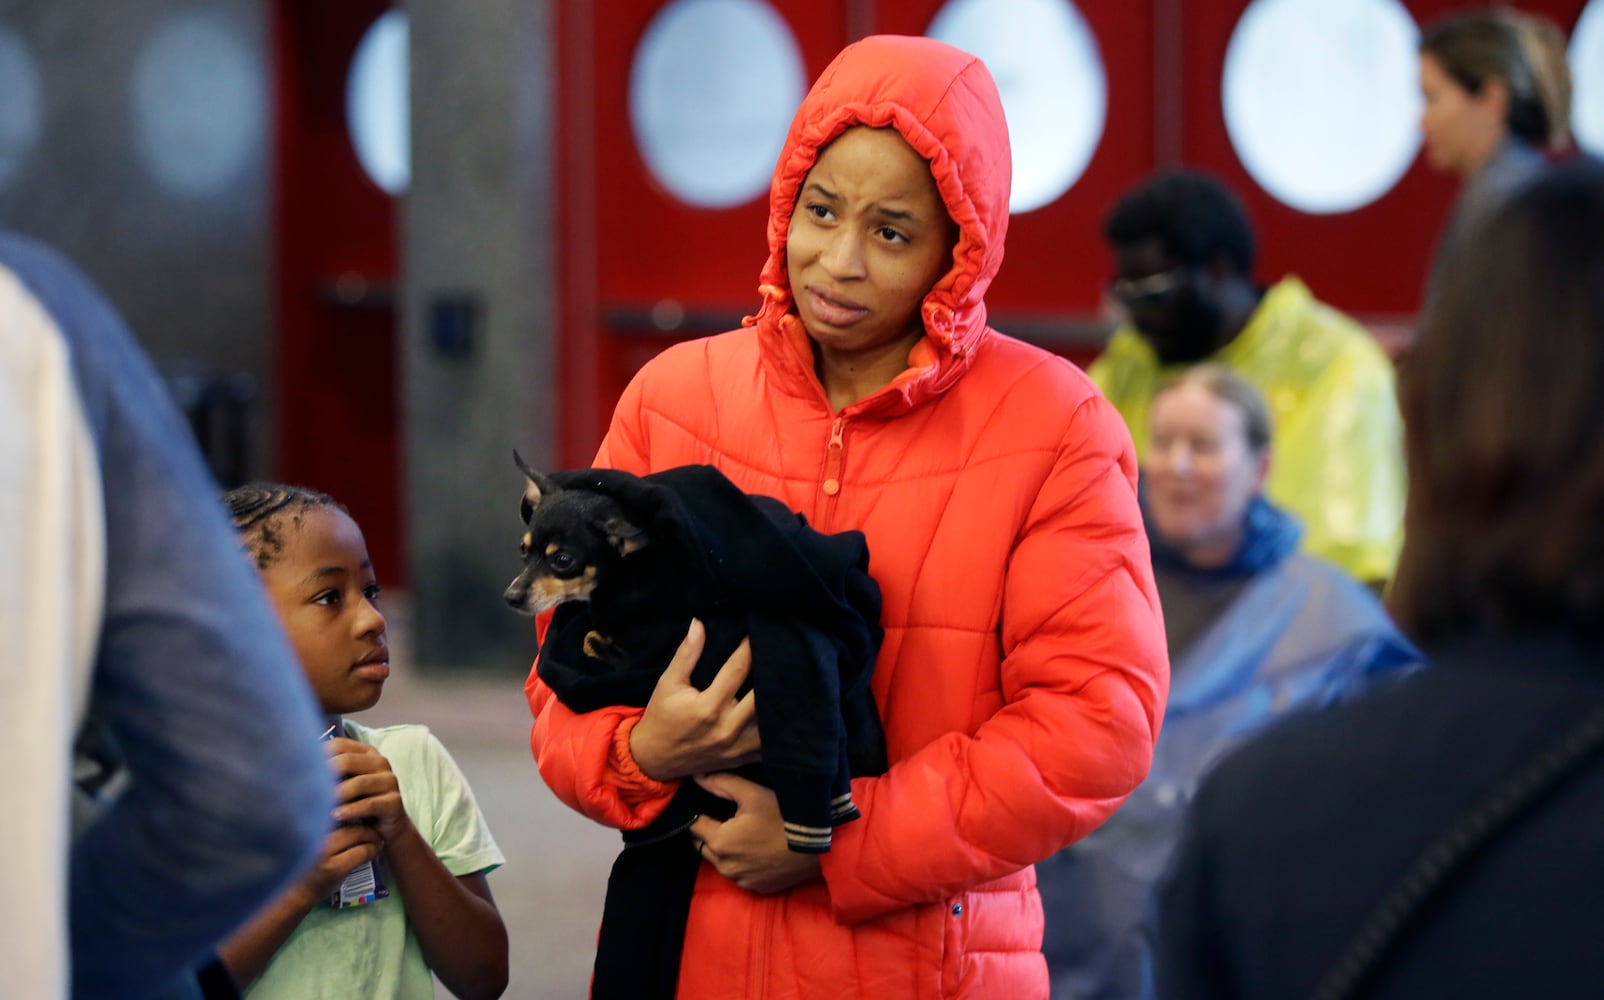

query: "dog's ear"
left=513, top=449, right=559, bottom=522
left=603, top=515, right=649, bottom=557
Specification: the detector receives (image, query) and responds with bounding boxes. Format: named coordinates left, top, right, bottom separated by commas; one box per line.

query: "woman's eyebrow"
left=872, top=205, right=919, bottom=224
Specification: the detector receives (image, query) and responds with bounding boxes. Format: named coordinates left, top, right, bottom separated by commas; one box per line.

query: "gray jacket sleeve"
left=0, top=235, right=333, bottom=999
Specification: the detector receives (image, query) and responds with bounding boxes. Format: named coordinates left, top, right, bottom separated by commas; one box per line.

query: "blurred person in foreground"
left=1152, top=159, right=1604, bottom=999
left=1038, top=365, right=1417, bottom=1000
left=1088, top=172, right=1405, bottom=586
left=0, top=231, right=330, bottom=999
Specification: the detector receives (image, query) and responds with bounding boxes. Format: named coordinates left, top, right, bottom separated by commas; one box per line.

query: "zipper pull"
left=823, top=418, right=845, bottom=496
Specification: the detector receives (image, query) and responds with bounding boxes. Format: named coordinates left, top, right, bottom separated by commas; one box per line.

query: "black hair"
left=224, top=482, right=343, bottom=569
left=1103, top=170, right=1256, bottom=276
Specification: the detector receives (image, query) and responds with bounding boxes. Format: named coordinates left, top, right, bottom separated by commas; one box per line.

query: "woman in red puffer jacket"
left=527, top=34, right=1169, bottom=1000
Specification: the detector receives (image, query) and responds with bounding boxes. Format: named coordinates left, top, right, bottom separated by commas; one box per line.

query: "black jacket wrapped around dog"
left=534, top=465, right=887, bottom=1000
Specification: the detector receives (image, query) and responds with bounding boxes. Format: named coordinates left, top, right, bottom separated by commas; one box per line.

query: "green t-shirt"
left=244, top=719, right=503, bottom=1000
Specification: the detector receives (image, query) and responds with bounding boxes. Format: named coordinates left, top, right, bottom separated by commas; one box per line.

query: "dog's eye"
left=550, top=551, right=576, bottom=573
left=519, top=541, right=530, bottom=559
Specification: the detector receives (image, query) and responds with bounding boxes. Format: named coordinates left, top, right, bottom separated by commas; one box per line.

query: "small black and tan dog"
left=504, top=452, right=888, bottom=999
left=502, top=450, right=663, bottom=669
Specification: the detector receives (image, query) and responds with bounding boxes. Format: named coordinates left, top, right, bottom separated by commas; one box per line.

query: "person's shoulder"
left=1275, top=278, right=1392, bottom=368
left=345, top=719, right=444, bottom=757
left=638, top=327, right=757, bottom=376
left=625, top=328, right=758, bottom=406
left=0, top=230, right=90, bottom=286
left=973, top=329, right=1104, bottom=403
left=1283, top=553, right=1394, bottom=621
left=0, top=232, right=121, bottom=334
left=970, top=331, right=1135, bottom=450
left=1189, top=669, right=1429, bottom=827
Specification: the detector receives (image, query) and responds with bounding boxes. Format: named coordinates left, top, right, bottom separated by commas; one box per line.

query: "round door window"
left=1223, top=0, right=1421, bottom=215
left=927, top=0, right=1107, bottom=215
left=629, top=0, right=805, bottom=209
left=348, top=10, right=410, bottom=195
left=132, top=10, right=264, bottom=198
left=1572, top=0, right=1604, bottom=157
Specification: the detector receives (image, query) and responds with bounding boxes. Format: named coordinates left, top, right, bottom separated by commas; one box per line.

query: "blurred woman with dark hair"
left=1418, top=8, right=1573, bottom=272
left=1152, top=160, right=1604, bottom=998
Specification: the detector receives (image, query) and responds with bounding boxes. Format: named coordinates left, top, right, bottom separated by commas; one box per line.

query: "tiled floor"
left=362, top=603, right=618, bottom=999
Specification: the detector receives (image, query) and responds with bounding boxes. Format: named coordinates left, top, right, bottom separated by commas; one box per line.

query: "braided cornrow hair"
left=224, top=482, right=343, bottom=569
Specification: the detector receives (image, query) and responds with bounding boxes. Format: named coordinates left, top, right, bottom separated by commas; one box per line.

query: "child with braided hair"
left=217, top=484, right=508, bottom=1000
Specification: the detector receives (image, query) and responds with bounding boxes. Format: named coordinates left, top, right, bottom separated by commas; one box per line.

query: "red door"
left=271, top=1, right=404, bottom=584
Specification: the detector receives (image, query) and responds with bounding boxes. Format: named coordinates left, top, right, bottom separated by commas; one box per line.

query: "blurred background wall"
left=1, top=0, right=1599, bottom=672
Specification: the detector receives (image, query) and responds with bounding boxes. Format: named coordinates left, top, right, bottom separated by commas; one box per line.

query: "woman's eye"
left=363, top=584, right=383, bottom=603
left=878, top=226, right=907, bottom=243
left=807, top=203, right=833, bottom=220
left=311, top=590, right=340, bottom=607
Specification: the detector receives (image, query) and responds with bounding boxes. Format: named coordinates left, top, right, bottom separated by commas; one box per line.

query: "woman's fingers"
left=703, top=637, right=752, bottom=703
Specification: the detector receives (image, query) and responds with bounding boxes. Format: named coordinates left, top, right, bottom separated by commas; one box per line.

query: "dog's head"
left=503, top=451, right=649, bottom=616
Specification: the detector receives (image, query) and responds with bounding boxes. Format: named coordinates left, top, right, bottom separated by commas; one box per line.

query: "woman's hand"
left=326, top=737, right=411, bottom=841
left=629, top=619, right=761, bottom=781
left=690, top=773, right=823, bottom=894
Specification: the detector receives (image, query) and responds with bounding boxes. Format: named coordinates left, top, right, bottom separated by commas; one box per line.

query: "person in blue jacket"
left=1037, top=363, right=1418, bottom=1000
left=0, top=230, right=331, bottom=999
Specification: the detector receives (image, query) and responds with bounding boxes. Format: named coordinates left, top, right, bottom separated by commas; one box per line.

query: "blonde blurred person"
left=1038, top=366, right=1415, bottom=999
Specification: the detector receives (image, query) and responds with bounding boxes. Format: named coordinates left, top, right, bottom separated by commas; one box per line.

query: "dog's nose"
left=503, top=583, right=526, bottom=609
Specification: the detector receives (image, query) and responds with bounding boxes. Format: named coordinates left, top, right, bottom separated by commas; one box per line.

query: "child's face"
left=259, top=506, right=389, bottom=715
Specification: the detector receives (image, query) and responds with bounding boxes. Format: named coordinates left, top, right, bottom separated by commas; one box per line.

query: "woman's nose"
left=820, top=228, right=866, bottom=278
left=1162, top=443, right=1192, bottom=475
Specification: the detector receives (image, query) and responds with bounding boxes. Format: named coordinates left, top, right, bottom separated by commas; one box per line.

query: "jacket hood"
left=750, top=35, right=1012, bottom=410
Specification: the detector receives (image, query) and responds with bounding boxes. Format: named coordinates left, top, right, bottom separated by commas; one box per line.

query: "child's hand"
left=300, top=823, right=384, bottom=902
left=325, top=737, right=411, bottom=841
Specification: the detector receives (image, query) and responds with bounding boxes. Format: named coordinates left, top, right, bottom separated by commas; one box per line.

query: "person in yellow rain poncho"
left=1090, top=171, right=1404, bottom=585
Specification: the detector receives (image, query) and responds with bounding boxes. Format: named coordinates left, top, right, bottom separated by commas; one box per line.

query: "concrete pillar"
left=403, top=0, right=554, bottom=669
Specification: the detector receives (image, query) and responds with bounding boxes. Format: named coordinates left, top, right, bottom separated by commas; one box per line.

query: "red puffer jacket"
left=527, top=34, right=1168, bottom=999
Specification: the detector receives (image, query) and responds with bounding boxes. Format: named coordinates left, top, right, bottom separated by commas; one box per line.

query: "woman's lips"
left=806, top=287, right=870, bottom=326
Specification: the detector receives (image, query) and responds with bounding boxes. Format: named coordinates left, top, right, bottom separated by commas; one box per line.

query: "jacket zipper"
left=821, top=416, right=846, bottom=527
left=749, top=895, right=774, bottom=996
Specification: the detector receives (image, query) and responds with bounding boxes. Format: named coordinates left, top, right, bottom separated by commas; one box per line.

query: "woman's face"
left=1419, top=52, right=1507, bottom=176
left=1144, top=382, right=1268, bottom=568
left=787, top=127, right=955, bottom=364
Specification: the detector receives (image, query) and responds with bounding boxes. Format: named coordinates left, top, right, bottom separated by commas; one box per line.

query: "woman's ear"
left=1251, top=448, right=1272, bottom=494
left=1476, top=76, right=1512, bottom=127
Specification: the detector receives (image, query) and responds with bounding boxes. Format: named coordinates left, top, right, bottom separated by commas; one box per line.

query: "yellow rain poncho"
left=1089, top=277, right=1405, bottom=583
